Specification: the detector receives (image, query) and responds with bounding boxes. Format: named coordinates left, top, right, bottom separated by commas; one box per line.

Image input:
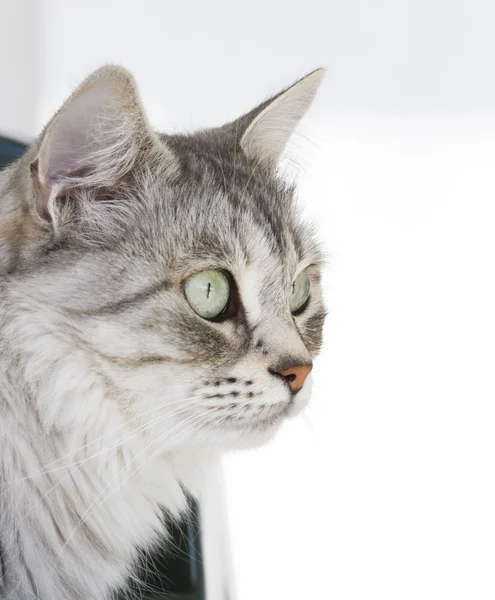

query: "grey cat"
left=0, top=65, right=326, bottom=599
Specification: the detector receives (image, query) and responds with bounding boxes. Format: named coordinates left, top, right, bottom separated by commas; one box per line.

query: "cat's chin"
left=205, top=407, right=300, bottom=451
left=215, top=419, right=285, bottom=450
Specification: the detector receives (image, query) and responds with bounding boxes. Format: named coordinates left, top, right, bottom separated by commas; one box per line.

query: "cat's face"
left=16, top=66, right=325, bottom=451
left=63, top=172, right=325, bottom=450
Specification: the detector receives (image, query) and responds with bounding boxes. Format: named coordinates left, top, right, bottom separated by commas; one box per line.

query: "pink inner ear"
left=32, top=85, right=113, bottom=223
left=39, top=83, right=123, bottom=187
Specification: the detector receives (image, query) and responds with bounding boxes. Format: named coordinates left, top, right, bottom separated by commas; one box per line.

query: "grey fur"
left=0, top=66, right=325, bottom=599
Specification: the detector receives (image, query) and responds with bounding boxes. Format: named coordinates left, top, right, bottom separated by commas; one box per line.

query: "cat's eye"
left=185, top=270, right=230, bottom=319
left=289, top=268, right=311, bottom=314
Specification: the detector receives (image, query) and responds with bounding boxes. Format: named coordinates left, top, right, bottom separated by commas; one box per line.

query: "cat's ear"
left=32, top=65, right=173, bottom=224
left=238, top=68, right=325, bottom=169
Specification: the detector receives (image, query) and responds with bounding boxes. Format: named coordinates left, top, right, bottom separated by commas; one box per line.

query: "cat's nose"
left=275, top=364, right=313, bottom=393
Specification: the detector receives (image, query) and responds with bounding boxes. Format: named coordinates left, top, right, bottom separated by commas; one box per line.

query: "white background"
left=1, top=1, right=495, bottom=598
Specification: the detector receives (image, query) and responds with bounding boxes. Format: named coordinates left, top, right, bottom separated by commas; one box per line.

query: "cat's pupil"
left=206, top=282, right=212, bottom=298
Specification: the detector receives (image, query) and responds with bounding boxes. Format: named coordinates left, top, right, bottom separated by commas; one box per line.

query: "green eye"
left=185, top=270, right=230, bottom=319
left=289, top=268, right=311, bottom=313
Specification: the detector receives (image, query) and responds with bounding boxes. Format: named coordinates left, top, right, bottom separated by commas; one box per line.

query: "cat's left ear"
left=237, top=68, right=325, bottom=169
left=32, top=65, right=174, bottom=224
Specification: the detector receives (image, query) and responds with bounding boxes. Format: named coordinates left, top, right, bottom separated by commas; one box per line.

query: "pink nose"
left=277, top=364, right=313, bottom=393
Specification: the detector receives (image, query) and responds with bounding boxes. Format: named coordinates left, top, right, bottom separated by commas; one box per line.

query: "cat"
left=0, top=65, right=326, bottom=599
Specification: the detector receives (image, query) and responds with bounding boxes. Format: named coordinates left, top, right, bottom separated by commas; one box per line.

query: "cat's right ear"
left=237, top=68, right=325, bottom=170
left=31, top=65, right=175, bottom=225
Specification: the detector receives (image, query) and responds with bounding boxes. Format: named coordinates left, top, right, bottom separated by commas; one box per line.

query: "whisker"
left=5, top=397, right=207, bottom=520
left=301, top=413, right=318, bottom=439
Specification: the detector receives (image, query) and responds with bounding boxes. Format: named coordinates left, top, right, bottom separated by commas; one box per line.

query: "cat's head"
left=12, top=66, right=326, bottom=450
